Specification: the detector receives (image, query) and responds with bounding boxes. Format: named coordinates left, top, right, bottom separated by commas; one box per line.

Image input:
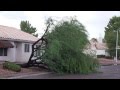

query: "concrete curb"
left=4, top=72, right=52, bottom=79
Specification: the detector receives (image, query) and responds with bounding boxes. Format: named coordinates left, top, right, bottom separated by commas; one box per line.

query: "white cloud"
left=23, top=11, right=46, bottom=36
left=0, top=11, right=26, bottom=29
left=0, top=14, right=19, bottom=28
left=0, top=11, right=120, bottom=39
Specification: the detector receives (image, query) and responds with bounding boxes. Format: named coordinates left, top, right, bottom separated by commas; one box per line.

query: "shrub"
left=3, top=61, right=21, bottom=72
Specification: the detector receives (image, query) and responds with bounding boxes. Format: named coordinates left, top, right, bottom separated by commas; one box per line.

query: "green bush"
left=44, top=17, right=99, bottom=74
left=3, top=61, right=21, bottom=72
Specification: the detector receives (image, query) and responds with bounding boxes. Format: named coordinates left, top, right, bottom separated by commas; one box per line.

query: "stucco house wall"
left=20, top=43, right=32, bottom=63
left=0, top=41, right=16, bottom=62
left=0, top=25, right=39, bottom=63
left=96, top=50, right=105, bottom=55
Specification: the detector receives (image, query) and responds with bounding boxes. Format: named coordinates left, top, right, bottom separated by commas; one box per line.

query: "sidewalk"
left=98, top=58, right=120, bottom=66
left=3, top=72, right=52, bottom=79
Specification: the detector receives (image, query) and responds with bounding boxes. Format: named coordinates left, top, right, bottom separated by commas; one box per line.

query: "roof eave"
left=0, top=37, right=37, bottom=43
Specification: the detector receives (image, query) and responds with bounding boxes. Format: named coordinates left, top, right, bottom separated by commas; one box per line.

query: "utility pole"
left=115, top=30, right=119, bottom=64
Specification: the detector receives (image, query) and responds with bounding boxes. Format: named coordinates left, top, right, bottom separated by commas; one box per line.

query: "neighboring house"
left=89, top=37, right=109, bottom=56
left=0, top=25, right=39, bottom=63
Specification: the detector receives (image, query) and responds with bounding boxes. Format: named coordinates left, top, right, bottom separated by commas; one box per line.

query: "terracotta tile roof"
left=0, top=25, right=39, bottom=42
left=95, top=43, right=108, bottom=50
left=89, top=40, right=108, bottom=50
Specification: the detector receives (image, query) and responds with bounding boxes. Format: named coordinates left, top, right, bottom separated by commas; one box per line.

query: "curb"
left=101, top=63, right=120, bottom=66
left=4, top=72, right=52, bottom=79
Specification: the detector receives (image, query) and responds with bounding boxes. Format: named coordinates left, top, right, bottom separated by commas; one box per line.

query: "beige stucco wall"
left=96, top=50, right=105, bottom=55
left=15, top=42, right=22, bottom=62
left=0, top=41, right=16, bottom=62
left=0, top=41, right=33, bottom=63
left=19, top=43, right=32, bottom=63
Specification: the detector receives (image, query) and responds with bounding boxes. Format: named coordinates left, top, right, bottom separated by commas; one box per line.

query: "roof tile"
left=0, top=25, right=39, bottom=42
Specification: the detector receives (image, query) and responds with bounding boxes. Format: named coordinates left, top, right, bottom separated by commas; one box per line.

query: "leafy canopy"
left=43, top=17, right=99, bottom=74
left=105, top=16, right=120, bottom=57
left=20, top=20, right=38, bottom=37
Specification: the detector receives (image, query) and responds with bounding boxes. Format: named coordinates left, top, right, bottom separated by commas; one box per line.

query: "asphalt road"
left=17, top=65, right=120, bottom=79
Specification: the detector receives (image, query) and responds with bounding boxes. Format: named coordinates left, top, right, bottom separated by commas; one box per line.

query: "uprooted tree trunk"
left=21, top=18, right=53, bottom=69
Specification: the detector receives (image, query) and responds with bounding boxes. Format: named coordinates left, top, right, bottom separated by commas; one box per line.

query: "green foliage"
left=3, top=61, right=21, bottom=72
left=105, top=16, right=120, bottom=57
left=44, top=17, right=99, bottom=74
left=20, top=20, right=38, bottom=37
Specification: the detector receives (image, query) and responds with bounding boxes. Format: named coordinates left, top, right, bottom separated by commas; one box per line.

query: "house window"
left=24, top=44, right=30, bottom=52
left=34, top=45, right=41, bottom=57
left=0, top=48, right=7, bottom=56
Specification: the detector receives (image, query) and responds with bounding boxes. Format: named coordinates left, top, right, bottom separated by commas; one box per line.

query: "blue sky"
left=0, top=11, right=120, bottom=39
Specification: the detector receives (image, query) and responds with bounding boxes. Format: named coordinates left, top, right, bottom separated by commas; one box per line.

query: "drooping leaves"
left=43, top=17, right=99, bottom=74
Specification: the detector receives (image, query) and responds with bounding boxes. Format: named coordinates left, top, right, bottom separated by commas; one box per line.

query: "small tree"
left=20, top=20, right=38, bottom=37
left=43, top=17, right=99, bottom=74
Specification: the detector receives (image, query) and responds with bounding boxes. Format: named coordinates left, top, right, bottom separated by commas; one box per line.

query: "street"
left=15, top=65, right=120, bottom=79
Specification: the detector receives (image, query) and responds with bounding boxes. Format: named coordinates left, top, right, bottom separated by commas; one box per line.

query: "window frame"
left=24, top=44, right=30, bottom=52
left=34, top=45, right=41, bottom=57
left=0, top=48, right=7, bottom=56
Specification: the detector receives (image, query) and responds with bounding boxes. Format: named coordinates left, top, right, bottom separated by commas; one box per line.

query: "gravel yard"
left=0, top=64, right=48, bottom=78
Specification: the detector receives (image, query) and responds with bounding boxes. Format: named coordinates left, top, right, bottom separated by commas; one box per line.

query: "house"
left=0, top=25, right=39, bottom=63
left=89, top=37, right=109, bottom=56
left=83, top=37, right=109, bottom=58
